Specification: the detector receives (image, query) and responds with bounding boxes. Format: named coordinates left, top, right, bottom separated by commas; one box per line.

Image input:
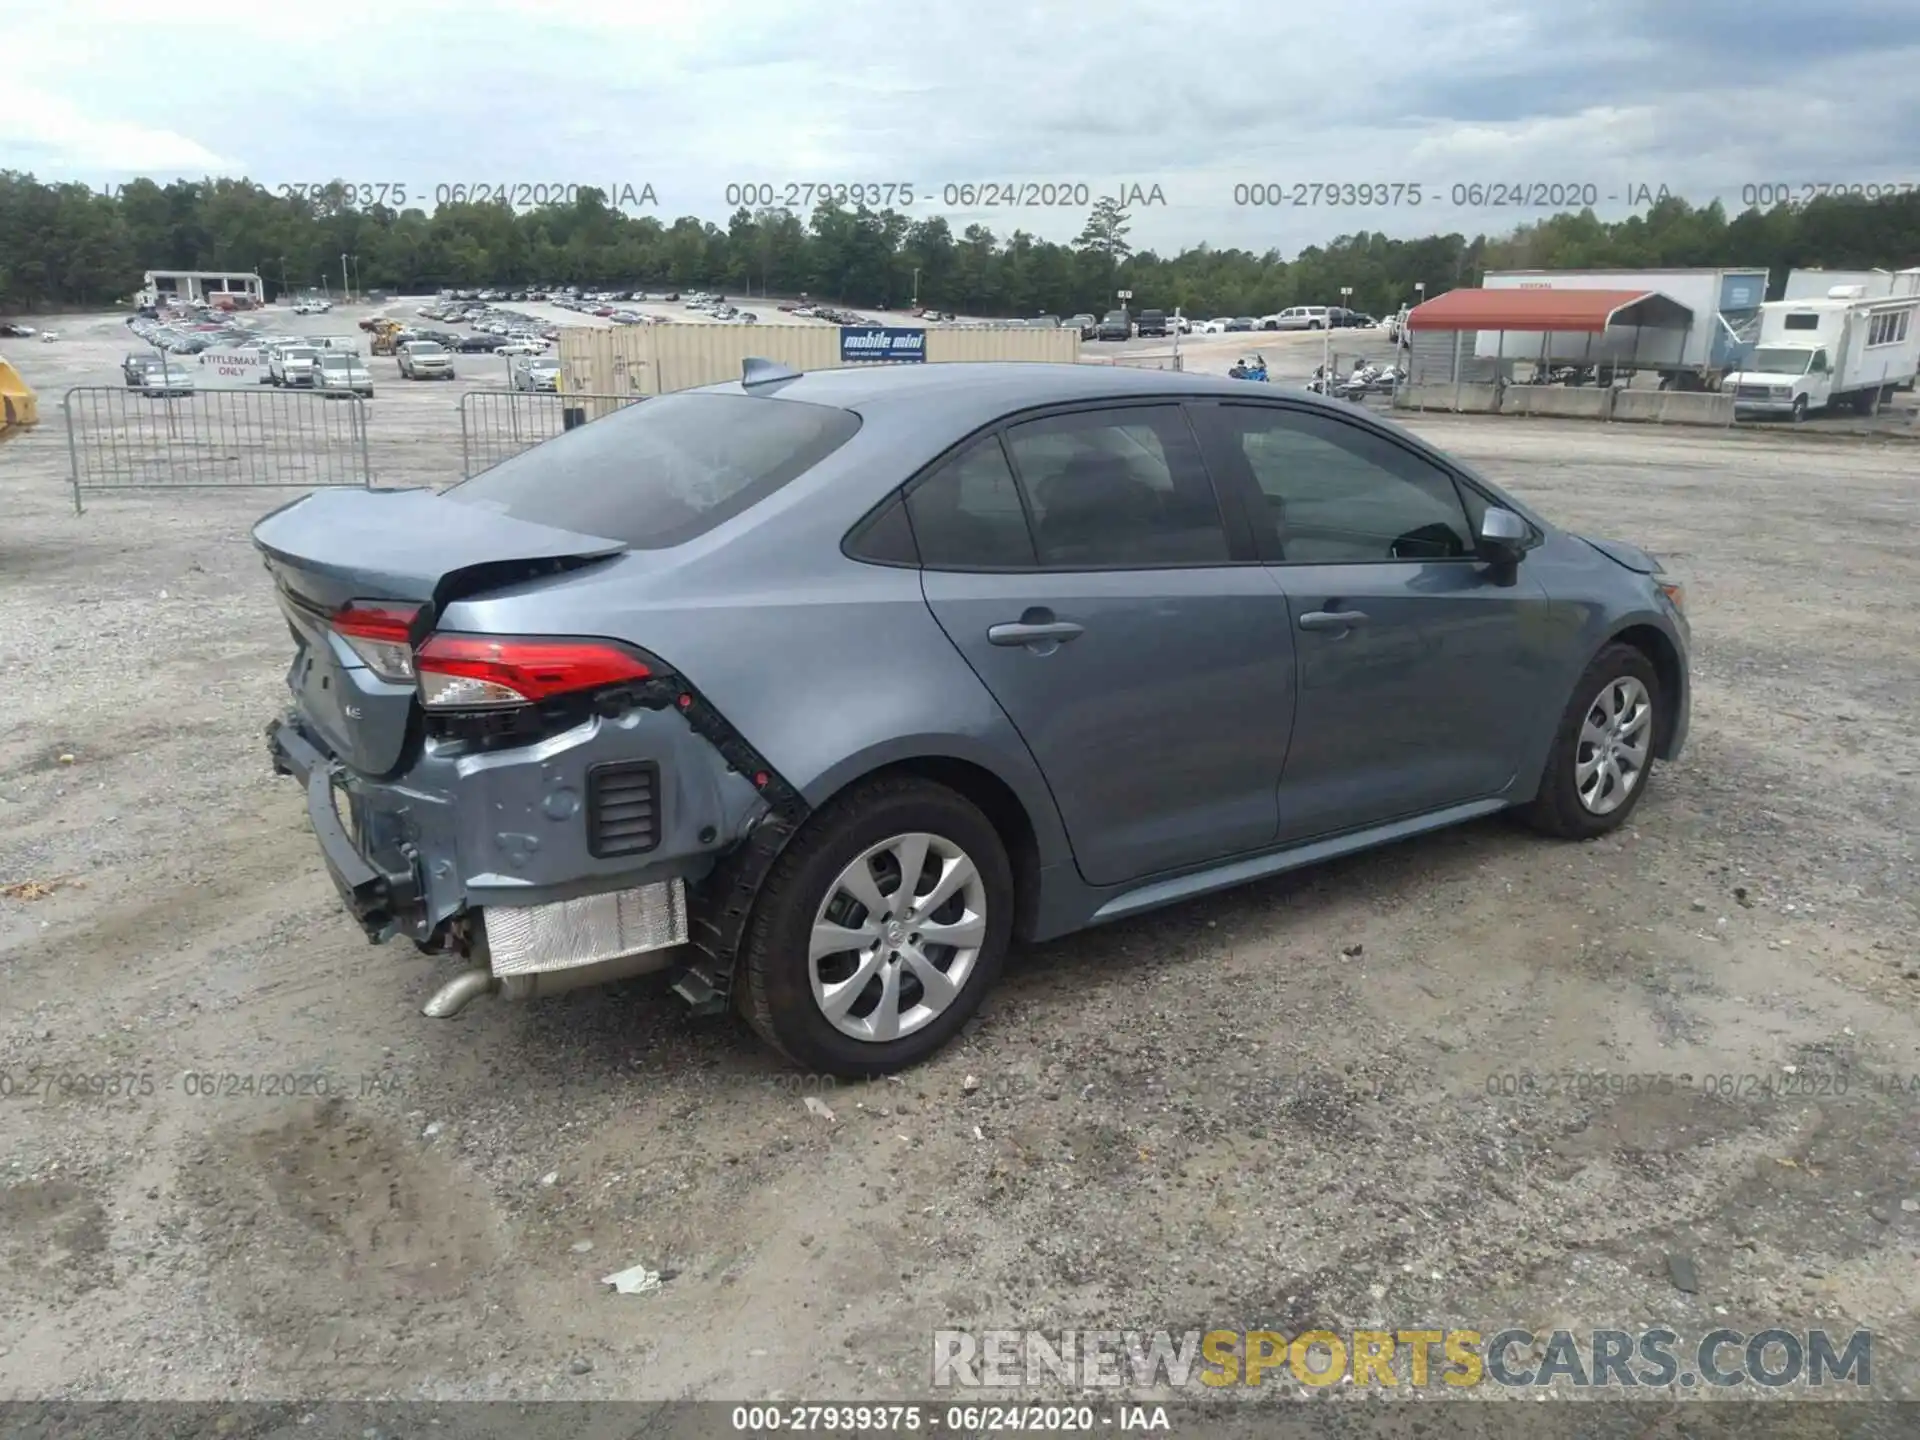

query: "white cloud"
left=2, top=0, right=1913, bottom=253
left=0, top=86, right=237, bottom=173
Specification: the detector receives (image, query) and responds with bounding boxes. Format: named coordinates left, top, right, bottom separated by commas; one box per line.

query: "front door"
left=909, top=407, right=1296, bottom=887
left=1192, top=401, right=1554, bottom=842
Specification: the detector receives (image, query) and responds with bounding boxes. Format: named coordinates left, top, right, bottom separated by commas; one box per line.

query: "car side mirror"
left=1477, top=507, right=1529, bottom=576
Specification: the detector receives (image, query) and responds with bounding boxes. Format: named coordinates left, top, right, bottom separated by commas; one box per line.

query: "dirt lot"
left=1, top=311, right=1917, bottom=1407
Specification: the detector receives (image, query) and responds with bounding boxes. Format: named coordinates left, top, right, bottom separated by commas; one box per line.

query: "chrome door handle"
left=988, top=621, right=1085, bottom=646
left=1298, top=609, right=1370, bottom=632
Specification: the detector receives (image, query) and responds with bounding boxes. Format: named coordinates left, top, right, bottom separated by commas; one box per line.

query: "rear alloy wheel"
left=739, top=776, right=1011, bottom=1075
left=1523, top=643, right=1661, bottom=839
left=1791, top=395, right=1808, bottom=423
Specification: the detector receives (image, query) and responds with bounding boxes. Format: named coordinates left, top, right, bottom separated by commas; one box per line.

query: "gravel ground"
left=1, top=311, right=1917, bottom=1407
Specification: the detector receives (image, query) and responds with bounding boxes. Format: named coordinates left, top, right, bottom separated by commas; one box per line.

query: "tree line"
left=1, top=170, right=1916, bottom=319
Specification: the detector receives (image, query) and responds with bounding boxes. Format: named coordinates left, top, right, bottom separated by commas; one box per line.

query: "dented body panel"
left=268, top=699, right=769, bottom=944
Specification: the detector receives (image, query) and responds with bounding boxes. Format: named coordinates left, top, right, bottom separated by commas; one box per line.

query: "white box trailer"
left=1782, top=267, right=1920, bottom=302
left=1477, top=267, right=1770, bottom=384
left=1724, top=287, right=1920, bottom=419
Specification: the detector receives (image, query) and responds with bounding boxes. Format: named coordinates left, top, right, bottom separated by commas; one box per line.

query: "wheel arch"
left=1604, top=622, right=1685, bottom=759
left=801, top=745, right=1063, bottom=943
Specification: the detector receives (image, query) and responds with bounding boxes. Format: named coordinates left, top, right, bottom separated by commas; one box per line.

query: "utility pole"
left=341, top=252, right=349, bottom=302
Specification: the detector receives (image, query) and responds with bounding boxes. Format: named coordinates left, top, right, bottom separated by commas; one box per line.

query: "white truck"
left=1723, top=284, right=1920, bottom=420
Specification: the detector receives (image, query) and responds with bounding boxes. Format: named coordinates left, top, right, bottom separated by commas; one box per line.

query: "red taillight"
left=331, top=601, right=422, bottom=683
left=414, top=634, right=652, bottom=709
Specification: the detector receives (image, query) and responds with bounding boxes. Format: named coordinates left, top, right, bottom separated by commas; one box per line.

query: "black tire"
left=1522, top=642, right=1662, bottom=840
left=1790, top=395, right=1808, bottom=423
left=738, top=775, right=1013, bottom=1076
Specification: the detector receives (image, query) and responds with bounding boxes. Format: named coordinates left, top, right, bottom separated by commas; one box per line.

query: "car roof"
left=693, top=361, right=1362, bottom=428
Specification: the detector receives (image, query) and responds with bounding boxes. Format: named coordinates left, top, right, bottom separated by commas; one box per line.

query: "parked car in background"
left=1136, top=309, right=1169, bottom=338
left=254, top=362, right=1690, bottom=1075
left=1094, top=309, right=1133, bottom=341
left=1169, top=316, right=1193, bottom=335
left=511, top=357, right=562, bottom=392
left=397, top=340, right=456, bottom=380
left=268, top=346, right=322, bottom=386
left=1066, top=314, right=1098, bottom=339
left=315, top=351, right=374, bottom=397
left=496, top=339, right=547, bottom=356
left=1268, top=306, right=1331, bottom=331
left=457, top=332, right=508, bottom=352
left=1226, top=317, right=1256, bottom=332
left=1197, top=319, right=1229, bottom=334
left=121, top=352, right=195, bottom=395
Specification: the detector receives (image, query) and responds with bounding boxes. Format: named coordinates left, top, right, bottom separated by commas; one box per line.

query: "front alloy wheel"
left=1523, top=641, right=1662, bottom=839
left=1574, top=676, right=1652, bottom=815
left=809, top=832, right=987, bottom=1043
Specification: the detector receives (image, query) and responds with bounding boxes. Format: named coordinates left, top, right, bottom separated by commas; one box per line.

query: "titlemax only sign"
left=839, top=326, right=926, bottom=362
left=195, top=350, right=267, bottom=387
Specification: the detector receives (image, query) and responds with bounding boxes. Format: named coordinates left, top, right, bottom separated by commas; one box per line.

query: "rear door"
left=1192, top=401, right=1554, bottom=842
left=913, top=404, right=1295, bottom=887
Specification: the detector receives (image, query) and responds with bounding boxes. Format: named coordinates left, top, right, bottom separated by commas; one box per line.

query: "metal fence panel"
left=63, top=384, right=371, bottom=513
left=458, top=390, right=647, bottom=478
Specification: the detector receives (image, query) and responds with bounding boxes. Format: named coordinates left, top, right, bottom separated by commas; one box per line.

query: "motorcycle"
left=1337, top=359, right=1405, bottom=402
left=1228, top=353, right=1269, bottom=382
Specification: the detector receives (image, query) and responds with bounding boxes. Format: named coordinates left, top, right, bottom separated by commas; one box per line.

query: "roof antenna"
left=742, top=357, right=803, bottom=388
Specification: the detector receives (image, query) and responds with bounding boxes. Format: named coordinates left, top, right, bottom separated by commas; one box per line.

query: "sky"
left=3, top=0, right=1917, bottom=256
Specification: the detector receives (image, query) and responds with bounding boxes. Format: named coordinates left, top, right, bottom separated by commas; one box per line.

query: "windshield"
left=445, top=392, right=863, bottom=549
left=1102, top=311, right=1126, bottom=323
left=1747, top=347, right=1813, bottom=375
left=285, top=348, right=318, bottom=360
left=410, top=342, right=445, bottom=355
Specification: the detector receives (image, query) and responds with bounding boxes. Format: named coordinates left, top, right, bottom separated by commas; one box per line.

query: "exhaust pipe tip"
left=422, top=967, right=498, bottom=1018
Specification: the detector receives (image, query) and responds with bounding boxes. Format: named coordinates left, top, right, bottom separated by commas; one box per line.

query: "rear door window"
left=444, top=392, right=861, bottom=548
left=1002, top=406, right=1230, bottom=568
left=905, top=437, right=1037, bottom=569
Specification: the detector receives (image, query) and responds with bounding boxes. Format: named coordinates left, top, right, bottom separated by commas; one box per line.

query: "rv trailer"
left=1723, top=283, right=1920, bottom=420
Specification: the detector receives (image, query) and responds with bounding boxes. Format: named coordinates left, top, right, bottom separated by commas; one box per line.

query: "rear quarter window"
left=442, top=391, right=862, bottom=549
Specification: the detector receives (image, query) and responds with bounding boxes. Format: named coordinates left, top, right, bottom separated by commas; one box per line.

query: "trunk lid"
left=253, top=487, right=627, bottom=775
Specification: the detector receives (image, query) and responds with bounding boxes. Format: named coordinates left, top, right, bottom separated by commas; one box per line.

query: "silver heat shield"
left=484, top=880, right=689, bottom=977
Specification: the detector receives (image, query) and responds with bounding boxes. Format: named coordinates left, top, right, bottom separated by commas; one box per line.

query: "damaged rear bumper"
left=263, top=689, right=794, bottom=1009
left=267, top=717, right=422, bottom=942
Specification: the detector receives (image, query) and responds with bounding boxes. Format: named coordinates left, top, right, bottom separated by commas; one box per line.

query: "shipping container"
left=555, top=321, right=1079, bottom=399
